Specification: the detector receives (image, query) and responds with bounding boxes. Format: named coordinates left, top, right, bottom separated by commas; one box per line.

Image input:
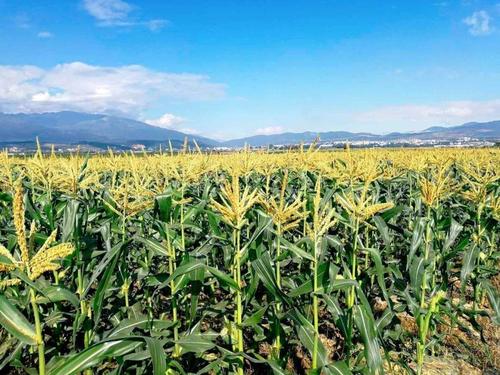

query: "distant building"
left=131, top=144, right=146, bottom=151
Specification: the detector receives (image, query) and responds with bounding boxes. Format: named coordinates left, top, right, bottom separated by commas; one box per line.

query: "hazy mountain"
left=0, top=112, right=498, bottom=149
left=418, top=121, right=500, bottom=139
left=223, top=121, right=500, bottom=147
left=0, top=111, right=217, bottom=147
left=221, top=131, right=378, bottom=147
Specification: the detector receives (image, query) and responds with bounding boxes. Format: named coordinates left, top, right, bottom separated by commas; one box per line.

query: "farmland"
left=0, top=146, right=498, bottom=374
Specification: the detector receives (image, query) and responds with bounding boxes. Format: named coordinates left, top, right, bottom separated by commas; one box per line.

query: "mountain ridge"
left=0, top=111, right=499, bottom=148
left=0, top=111, right=217, bottom=147
left=222, top=120, right=500, bottom=147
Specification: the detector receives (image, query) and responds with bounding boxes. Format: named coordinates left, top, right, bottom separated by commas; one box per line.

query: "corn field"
left=0, top=145, right=498, bottom=375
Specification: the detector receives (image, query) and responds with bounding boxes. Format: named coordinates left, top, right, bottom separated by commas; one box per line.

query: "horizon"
left=2, top=110, right=498, bottom=143
left=1, top=1, right=500, bottom=139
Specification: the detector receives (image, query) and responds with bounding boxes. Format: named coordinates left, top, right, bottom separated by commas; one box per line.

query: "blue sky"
left=0, top=0, right=499, bottom=139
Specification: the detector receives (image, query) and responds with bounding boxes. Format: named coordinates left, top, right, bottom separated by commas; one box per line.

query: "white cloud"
left=145, top=113, right=186, bottom=128
left=82, top=0, right=167, bottom=30
left=254, top=126, right=285, bottom=135
left=144, top=19, right=168, bottom=31
left=0, top=62, right=225, bottom=115
left=14, top=14, right=31, bottom=29
left=37, top=31, right=53, bottom=38
left=83, top=0, right=132, bottom=23
left=144, top=113, right=203, bottom=135
left=463, top=10, right=493, bottom=36
left=356, top=99, right=500, bottom=128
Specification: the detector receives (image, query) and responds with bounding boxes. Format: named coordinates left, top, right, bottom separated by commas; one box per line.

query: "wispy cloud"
left=144, top=19, right=168, bottom=31
left=0, top=62, right=225, bottom=116
left=82, top=0, right=168, bottom=31
left=463, top=10, right=494, bottom=36
left=37, top=31, right=54, bottom=38
left=254, top=126, right=285, bottom=135
left=145, top=113, right=200, bottom=134
left=14, top=13, right=31, bottom=29
left=83, top=0, right=132, bottom=23
left=355, top=99, right=500, bottom=128
left=146, top=113, right=185, bottom=128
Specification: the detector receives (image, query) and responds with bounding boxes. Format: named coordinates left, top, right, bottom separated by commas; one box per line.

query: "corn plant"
left=0, top=147, right=497, bottom=374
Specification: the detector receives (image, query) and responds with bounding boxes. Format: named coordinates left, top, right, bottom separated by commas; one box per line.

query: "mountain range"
left=0, top=112, right=217, bottom=148
left=0, top=111, right=499, bottom=149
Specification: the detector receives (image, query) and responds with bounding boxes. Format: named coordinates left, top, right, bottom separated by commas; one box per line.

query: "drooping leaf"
left=177, top=333, right=216, bottom=353
left=288, top=262, right=330, bottom=297
left=443, top=219, right=463, bottom=253
left=50, top=339, right=143, bottom=375
left=353, top=305, right=383, bottom=374
left=289, top=309, right=329, bottom=368
left=481, top=279, right=500, bottom=325
left=207, top=266, right=239, bottom=290
left=408, top=217, right=425, bottom=270
left=92, top=241, right=123, bottom=326
left=409, top=256, right=426, bottom=299
left=324, top=361, right=353, bottom=375
left=0, top=295, right=37, bottom=345
left=165, top=260, right=205, bottom=286
left=145, top=337, right=167, bottom=375
left=36, top=286, right=79, bottom=307
left=135, top=236, right=169, bottom=258
left=460, top=244, right=480, bottom=289
left=251, top=252, right=286, bottom=301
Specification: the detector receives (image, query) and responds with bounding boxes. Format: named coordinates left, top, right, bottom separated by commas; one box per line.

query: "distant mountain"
left=0, top=111, right=498, bottom=149
left=222, top=131, right=378, bottom=147
left=0, top=111, right=217, bottom=147
left=417, top=121, right=500, bottom=139
left=222, top=121, right=500, bottom=147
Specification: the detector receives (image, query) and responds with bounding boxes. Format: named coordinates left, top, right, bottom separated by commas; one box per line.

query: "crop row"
left=0, top=146, right=498, bottom=374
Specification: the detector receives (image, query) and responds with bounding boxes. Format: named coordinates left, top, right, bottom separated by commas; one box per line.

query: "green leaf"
left=0, top=254, right=14, bottom=267
left=83, top=239, right=122, bottom=298
left=155, top=194, right=173, bottom=222
left=0, top=295, right=37, bottom=345
left=0, top=341, right=24, bottom=370
left=61, top=199, right=80, bottom=242
left=207, top=266, right=239, bottom=290
left=376, top=308, right=394, bottom=332
left=266, top=358, right=288, bottom=375
left=325, top=361, right=352, bottom=375
left=443, top=219, right=463, bottom=252
left=408, top=218, right=425, bottom=270
left=353, top=305, right=383, bottom=374
left=50, top=339, right=142, bottom=375
left=242, top=305, right=267, bottom=327
left=290, top=309, right=329, bottom=368
left=145, top=337, right=167, bottom=375
left=322, top=294, right=348, bottom=336
left=176, top=333, right=215, bottom=353
left=240, top=214, right=272, bottom=256
left=92, top=242, right=123, bottom=327
left=379, top=205, right=403, bottom=221
left=481, top=280, right=500, bottom=325
left=364, top=247, right=390, bottom=307
left=36, top=286, right=79, bottom=307
left=106, top=317, right=174, bottom=338
left=289, top=262, right=330, bottom=297
left=460, top=244, right=479, bottom=289
left=251, top=252, right=287, bottom=301
left=165, top=260, right=205, bottom=286
left=135, top=236, right=169, bottom=257
left=410, top=256, right=426, bottom=298
left=373, top=216, right=391, bottom=247
left=280, top=237, right=314, bottom=261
